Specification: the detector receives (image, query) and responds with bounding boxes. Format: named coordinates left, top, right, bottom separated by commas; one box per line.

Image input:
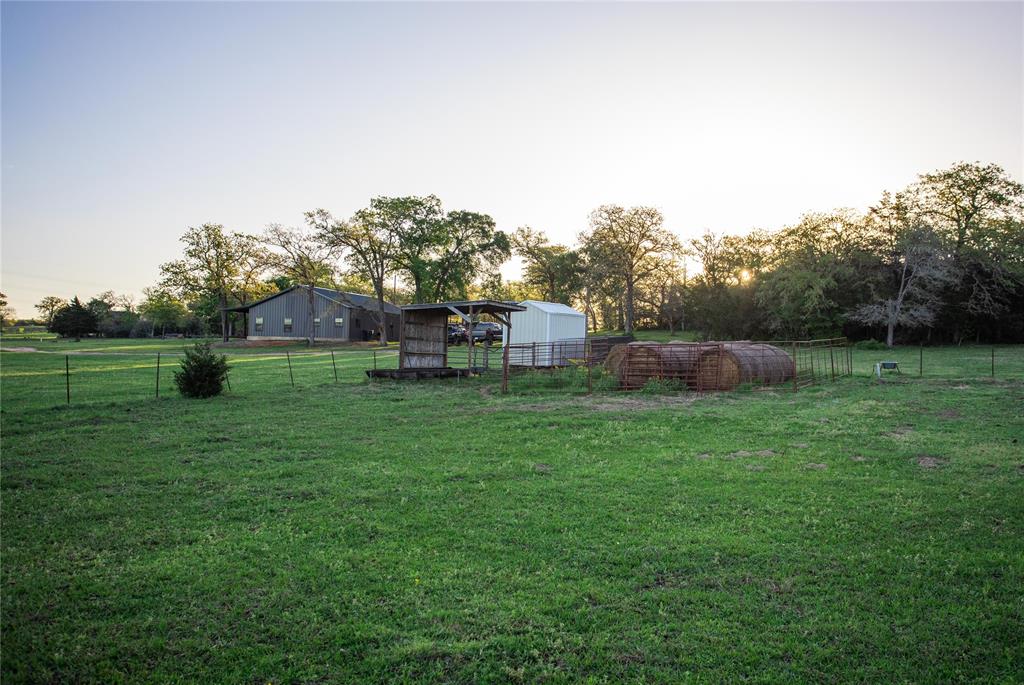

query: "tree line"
left=36, top=161, right=1024, bottom=346
left=501, top=161, right=1023, bottom=345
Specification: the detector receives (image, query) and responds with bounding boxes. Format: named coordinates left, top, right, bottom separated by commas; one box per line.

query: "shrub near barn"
left=174, top=343, right=230, bottom=398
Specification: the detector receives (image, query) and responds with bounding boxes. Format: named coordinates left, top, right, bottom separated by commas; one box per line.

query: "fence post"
left=373, top=349, right=377, bottom=370
left=587, top=357, right=593, bottom=394
left=791, top=342, right=798, bottom=393
left=286, top=351, right=294, bottom=387
left=715, top=343, right=723, bottom=392
left=829, top=342, right=836, bottom=381
left=501, top=341, right=510, bottom=394
left=331, top=350, right=338, bottom=382
left=65, top=355, right=70, bottom=405
left=155, top=352, right=161, bottom=398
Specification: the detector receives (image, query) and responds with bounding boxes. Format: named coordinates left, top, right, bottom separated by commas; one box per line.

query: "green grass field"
left=2, top=336, right=1023, bottom=682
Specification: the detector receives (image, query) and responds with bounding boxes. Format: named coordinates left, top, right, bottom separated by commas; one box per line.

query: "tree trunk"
left=220, top=291, right=229, bottom=343
left=413, top=275, right=424, bottom=304
left=371, top=275, right=389, bottom=346
left=624, top=279, right=635, bottom=334
left=886, top=321, right=895, bottom=347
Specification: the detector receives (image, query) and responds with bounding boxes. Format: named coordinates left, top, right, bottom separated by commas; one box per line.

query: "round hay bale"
left=613, top=342, right=701, bottom=390
left=695, top=343, right=794, bottom=390
left=603, top=343, right=633, bottom=377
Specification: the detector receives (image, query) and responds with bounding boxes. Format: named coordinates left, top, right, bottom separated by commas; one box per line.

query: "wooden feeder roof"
left=400, top=300, right=526, bottom=316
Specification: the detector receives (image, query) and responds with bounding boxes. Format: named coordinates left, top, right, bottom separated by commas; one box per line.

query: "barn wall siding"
left=248, top=289, right=350, bottom=340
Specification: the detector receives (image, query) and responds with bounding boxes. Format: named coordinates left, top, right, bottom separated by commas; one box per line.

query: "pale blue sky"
left=2, top=1, right=1021, bottom=315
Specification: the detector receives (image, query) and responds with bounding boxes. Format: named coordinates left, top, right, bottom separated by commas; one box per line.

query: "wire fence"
left=0, top=347, right=403, bottom=411
left=2, top=340, right=1023, bottom=411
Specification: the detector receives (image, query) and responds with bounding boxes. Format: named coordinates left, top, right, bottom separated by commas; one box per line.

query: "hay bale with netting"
left=695, top=343, right=794, bottom=390
left=606, top=342, right=701, bottom=389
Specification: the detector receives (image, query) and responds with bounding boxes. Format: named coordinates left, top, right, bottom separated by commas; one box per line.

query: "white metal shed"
left=507, top=300, right=587, bottom=346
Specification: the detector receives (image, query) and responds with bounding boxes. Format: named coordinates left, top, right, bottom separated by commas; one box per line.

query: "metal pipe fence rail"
left=498, top=338, right=853, bottom=394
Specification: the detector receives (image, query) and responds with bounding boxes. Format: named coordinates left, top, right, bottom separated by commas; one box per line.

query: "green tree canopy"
left=50, top=297, right=98, bottom=340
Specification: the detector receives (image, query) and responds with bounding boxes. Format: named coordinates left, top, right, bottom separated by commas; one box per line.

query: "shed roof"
left=224, top=286, right=400, bottom=315
left=518, top=300, right=585, bottom=317
left=400, top=300, right=526, bottom=316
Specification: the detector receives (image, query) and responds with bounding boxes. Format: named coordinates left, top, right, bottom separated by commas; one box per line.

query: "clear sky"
left=2, top=1, right=1021, bottom=316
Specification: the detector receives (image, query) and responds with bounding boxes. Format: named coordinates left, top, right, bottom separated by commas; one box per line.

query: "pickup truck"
left=469, top=322, right=503, bottom=343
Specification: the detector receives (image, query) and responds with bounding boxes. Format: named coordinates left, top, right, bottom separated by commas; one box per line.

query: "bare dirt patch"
left=885, top=426, right=915, bottom=439
left=850, top=455, right=870, bottom=462
left=804, top=463, right=827, bottom=470
left=746, top=464, right=767, bottom=472
left=726, top=449, right=777, bottom=459
left=533, top=463, right=552, bottom=475
left=936, top=409, right=962, bottom=419
left=916, top=456, right=947, bottom=469
left=792, top=442, right=810, bottom=449
left=695, top=453, right=712, bottom=460
left=506, top=394, right=701, bottom=414
left=582, top=394, right=700, bottom=412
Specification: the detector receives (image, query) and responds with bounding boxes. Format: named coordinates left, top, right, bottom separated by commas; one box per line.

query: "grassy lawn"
left=2, top=341, right=1023, bottom=682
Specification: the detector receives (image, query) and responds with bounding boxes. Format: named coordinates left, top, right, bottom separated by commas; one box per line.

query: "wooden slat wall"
left=400, top=310, right=447, bottom=369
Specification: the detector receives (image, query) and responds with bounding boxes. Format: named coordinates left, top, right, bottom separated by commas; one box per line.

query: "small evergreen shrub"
left=174, top=343, right=229, bottom=398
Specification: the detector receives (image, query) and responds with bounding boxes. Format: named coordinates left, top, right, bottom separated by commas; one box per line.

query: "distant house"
left=227, top=286, right=401, bottom=342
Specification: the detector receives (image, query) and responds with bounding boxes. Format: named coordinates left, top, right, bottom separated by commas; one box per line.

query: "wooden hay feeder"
left=696, top=343, right=794, bottom=390
left=392, top=300, right=526, bottom=379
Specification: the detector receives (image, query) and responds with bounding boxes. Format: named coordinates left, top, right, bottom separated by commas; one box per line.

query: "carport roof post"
left=400, top=299, right=526, bottom=330
left=400, top=300, right=526, bottom=317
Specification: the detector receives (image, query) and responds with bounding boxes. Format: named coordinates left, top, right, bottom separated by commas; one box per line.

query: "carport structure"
left=369, top=300, right=526, bottom=391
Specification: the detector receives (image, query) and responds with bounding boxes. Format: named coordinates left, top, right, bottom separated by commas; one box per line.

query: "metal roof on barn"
left=400, top=299, right=526, bottom=316
left=224, top=285, right=401, bottom=315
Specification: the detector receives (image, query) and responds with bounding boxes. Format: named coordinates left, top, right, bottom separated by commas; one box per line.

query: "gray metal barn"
left=227, top=286, right=401, bottom=342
